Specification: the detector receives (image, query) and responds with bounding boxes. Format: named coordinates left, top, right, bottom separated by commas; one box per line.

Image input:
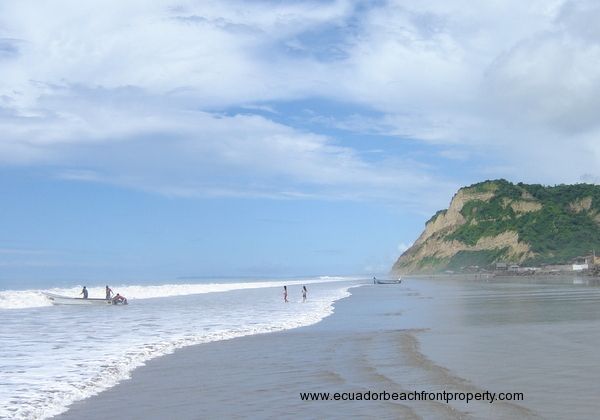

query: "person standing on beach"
left=302, top=285, right=307, bottom=303
left=105, top=285, right=113, bottom=300
left=283, top=286, right=288, bottom=303
left=80, top=286, right=88, bottom=299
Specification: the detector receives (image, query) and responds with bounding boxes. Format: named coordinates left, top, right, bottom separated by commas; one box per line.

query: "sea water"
left=293, top=276, right=600, bottom=418
left=0, top=276, right=361, bottom=419
left=391, top=277, right=600, bottom=419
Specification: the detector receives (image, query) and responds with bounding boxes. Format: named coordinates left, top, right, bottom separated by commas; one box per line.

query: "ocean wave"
left=3, top=285, right=353, bottom=420
left=0, top=277, right=359, bottom=310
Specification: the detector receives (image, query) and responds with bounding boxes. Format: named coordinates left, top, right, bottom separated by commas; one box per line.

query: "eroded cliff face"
left=569, top=197, right=592, bottom=213
left=392, top=180, right=600, bottom=274
left=394, top=231, right=532, bottom=274
left=412, top=188, right=493, bottom=247
left=391, top=180, right=551, bottom=274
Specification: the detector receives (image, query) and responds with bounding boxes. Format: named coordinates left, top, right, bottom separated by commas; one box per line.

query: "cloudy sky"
left=1, top=0, right=599, bottom=284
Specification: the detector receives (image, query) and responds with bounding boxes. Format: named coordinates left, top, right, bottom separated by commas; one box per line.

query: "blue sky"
left=1, top=0, right=600, bottom=283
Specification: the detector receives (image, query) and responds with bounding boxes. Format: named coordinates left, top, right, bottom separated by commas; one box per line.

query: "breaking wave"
left=0, top=276, right=356, bottom=310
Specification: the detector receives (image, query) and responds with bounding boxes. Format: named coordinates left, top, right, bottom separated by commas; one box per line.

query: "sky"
left=1, top=0, right=600, bottom=284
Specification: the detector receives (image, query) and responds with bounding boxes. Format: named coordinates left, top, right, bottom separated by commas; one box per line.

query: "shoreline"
left=403, top=272, right=600, bottom=283
left=55, top=282, right=535, bottom=419
left=3, top=279, right=356, bottom=419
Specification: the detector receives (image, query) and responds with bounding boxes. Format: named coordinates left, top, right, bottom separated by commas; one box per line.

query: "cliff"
left=392, top=179, right=600, bottom=274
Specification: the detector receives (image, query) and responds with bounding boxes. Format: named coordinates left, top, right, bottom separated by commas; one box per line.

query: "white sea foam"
left=0, top=290, right=51, bottom=309
left=0, top=279, right=358, bottom=420
left=0, top=277, right=356, bottom=310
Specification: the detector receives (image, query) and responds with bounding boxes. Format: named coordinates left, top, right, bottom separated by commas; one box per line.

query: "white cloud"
left=0, top=0, right=599, bottom=210
left=0, top=87, right=448, bottom=205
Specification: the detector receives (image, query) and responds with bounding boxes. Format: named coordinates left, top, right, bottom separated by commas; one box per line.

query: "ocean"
left=0, top=276, right=362, bottom=419
left=410, top=276, right=600, bottom=419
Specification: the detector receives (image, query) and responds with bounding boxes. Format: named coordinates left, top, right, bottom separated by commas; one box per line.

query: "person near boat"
left=112, top=293, right=128, bottom=305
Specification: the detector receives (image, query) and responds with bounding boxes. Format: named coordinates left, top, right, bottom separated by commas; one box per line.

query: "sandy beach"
left=54, top=282, right=554, bottom=420
left=4, top=2, right=600, bottom=419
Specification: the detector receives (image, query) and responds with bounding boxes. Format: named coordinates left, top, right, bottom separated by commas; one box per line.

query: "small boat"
left=374, top=277, right=402, bottom=285
left=43, top=292, right=126, bottom=305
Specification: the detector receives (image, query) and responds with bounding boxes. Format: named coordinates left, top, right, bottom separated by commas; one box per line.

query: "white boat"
left=43, top=292, right=125, bottom=305
left=374, top=278, right=402, bottom=285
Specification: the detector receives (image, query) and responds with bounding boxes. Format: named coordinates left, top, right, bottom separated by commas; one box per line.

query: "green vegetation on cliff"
left=448, top=180, right=600, bottom=264
left=393, top=179, right=600, bottom=273
left=446, top=248, right=510, bottom=271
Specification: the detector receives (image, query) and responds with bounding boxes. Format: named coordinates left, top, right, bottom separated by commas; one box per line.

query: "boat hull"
left=374, top=279, right=402, bottom=284
left=43, top=292, right=119, bottom=305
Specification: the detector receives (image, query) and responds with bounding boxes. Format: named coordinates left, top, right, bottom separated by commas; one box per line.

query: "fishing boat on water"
left=43, top=292, right=127, bottom=305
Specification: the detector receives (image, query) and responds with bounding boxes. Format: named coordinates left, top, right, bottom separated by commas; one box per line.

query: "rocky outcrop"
left=394, top=231, right=532, bottom=273
left=569, top=197, right=592, bottom=213
left=391, top=180, right=600, bottom=274
left=510, top=200, right=542, bottom=214
left=412, top=187, right=494, bottom=247
left=393, top=185, right=533, bottom=273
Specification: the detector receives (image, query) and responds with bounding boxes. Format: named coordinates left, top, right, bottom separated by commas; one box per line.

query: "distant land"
left=392, top=179, right=600, bottom=275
